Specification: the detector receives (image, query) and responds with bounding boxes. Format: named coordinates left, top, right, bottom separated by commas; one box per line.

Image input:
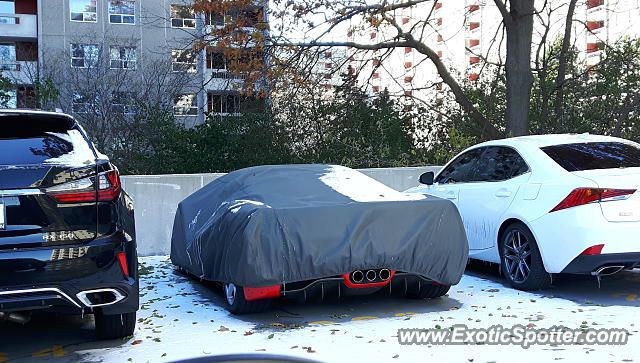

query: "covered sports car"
left=171, top=164, right=468, bottom=313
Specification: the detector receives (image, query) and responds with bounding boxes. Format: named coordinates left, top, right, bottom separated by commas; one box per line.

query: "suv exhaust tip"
left=76, top=288, right=125, bottom=308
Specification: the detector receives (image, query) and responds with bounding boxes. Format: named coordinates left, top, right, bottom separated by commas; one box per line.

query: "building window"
left=0, top=0, right=16, bottom=24
left=0, top=43, right=17, bottom=70
left=174, top=94, right=198, bottom=115
left=110, top=46, right=136, bottom=69
left=172, top=49, right=197, bottom=72
left=71, top=44, right=98, bottom=68
left=111, top=92, right=135, bottom=114
left=587, top=20, right=604, bottom=31
left=206, top=7, right=263, bottom=27
left=206, top=48, right=225, bottom=69
left=109, top=0, right=135, bottom=24
left=72, top=92, right=95, bottom=113
left=207, top=93, right=264, bottom=114
left=0, top=0, right=15, bottom=14
left=70, top=0, right=97, bottom=22
left=205, top=11, right=225, bottom=26
left=171, top=5, right=195, bottom=28
left=207, top=93, right=238, bottom=114
left=587, top=0, right=604, bottom=9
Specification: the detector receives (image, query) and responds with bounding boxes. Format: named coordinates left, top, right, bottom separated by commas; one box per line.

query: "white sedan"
left=406, top=134, right=640, bottom=290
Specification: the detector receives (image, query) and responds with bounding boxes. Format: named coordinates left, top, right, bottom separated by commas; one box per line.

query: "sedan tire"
left=500, top=222, right=551, bottom=291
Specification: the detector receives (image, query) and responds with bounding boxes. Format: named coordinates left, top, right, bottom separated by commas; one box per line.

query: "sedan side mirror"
left=419, top=171, right=434, bottom=185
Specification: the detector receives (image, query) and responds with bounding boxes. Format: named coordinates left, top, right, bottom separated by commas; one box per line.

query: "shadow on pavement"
left=0, top=311, right=131, bottom=362
left=173, top=268, right=463, bottom=329
left=464, top=259, right=640, bottom=307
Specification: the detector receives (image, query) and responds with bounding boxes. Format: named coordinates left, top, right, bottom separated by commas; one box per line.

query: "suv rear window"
left=541, top=142, right=640, bottom=171
left=0, top=130, right=95, bottom=166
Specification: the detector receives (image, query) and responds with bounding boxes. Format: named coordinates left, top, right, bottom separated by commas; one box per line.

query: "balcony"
left=0, top=61, right=37, bottom=84
left=0, top=13, right=37, bottom=41
left=204, top=70, right=244, bottom=91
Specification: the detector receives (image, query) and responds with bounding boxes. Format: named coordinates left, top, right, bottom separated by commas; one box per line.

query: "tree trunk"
left=502, top=0, right=535, bottom=136
left=553, top=0, right=578, bottom=124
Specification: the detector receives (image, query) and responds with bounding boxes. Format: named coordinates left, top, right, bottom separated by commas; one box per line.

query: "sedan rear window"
left=541, top=142, right=640, bottom=171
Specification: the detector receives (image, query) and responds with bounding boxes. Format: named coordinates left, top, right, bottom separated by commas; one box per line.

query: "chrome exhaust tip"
left=351, top=270, right=364, bottom=283
left=379, top=269, right=391, bottom=281
left=592, top=265, right=625, bottom=276
left=366, top=269, right=377, bottom=282
left=76, top=288, right=125, bottom=308
left=0, top=312, right=30, bottom=325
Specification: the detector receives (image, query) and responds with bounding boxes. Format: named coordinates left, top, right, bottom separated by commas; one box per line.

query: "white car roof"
left=475, top=133, right=632, bottom=149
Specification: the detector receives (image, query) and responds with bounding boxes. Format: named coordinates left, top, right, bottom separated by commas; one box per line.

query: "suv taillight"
left=550, top=188, right=636, bottom=212
left=46, top=169, right=121, bottom=203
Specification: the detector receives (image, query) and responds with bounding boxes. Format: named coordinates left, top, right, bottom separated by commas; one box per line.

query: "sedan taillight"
left=550, top=188, right=636, bottom=212
left=47, top=169, right=121, bottom=203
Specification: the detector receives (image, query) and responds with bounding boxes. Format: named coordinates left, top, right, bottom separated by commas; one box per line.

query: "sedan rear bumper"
left=0, top=231, right=138, bottom=315
left=560, top=252, right=640, bottom=274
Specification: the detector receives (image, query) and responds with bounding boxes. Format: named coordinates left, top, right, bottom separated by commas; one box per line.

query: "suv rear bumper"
left=0, top=231, right=138, bottom=315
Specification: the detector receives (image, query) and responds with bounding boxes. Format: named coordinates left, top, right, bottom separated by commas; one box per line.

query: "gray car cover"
left=170, top=164, right=468, bottom=287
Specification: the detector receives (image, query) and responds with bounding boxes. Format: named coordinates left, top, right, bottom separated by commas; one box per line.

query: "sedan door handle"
left=495, top=190, right=512, bottom=198
left=445, top=191, right=457, bottom=200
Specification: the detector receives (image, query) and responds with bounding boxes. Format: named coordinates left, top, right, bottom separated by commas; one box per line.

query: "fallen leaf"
left=131, top=340, right=143, bottom=345
left=487, top=289, right=500, bottom=293
left=244, top=331, right=253, bottom=336
left=449, top=307, right=459, bottom=311
left=268, top=334, right=274, bottom=339
left=219, top=326, right=229, bottom=332
left=306, top=347, right=316, bottom=353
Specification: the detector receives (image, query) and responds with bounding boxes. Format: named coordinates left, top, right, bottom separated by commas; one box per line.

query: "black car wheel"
left=406, top=283, right=450, bottom=299
left=95, top=311, right=136, bottom=339
left=223, top=283, right=272, bottom=314
left=500, top=222, right=551, bottom=291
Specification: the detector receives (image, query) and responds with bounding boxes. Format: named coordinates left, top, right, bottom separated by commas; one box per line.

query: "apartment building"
left=0, top=0, right=266, bottom=127
left=339, top=0, right=640, bottom=102
left=0, top=0, right=37, bottom=108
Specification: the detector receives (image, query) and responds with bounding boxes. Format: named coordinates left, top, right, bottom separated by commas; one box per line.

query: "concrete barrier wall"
left=121, top=166, right=442, bottom=256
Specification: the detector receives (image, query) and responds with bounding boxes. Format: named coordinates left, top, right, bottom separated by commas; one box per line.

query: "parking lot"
left=2, top=256, right=640, bottom=363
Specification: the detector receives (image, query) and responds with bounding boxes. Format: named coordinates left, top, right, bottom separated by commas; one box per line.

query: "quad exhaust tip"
left=350, top=268, right=392, bottom=284
left=352, top=270, right=364, bottom=283
left=366, top=270, right=377, bottom=282
left=379, top=269, right=391, bottom=281
left=76, top=288, right=125, bottom=308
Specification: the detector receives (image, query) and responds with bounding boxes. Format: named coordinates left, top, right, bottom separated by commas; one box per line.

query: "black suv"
left=0, top=110, right=138, bottom=339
